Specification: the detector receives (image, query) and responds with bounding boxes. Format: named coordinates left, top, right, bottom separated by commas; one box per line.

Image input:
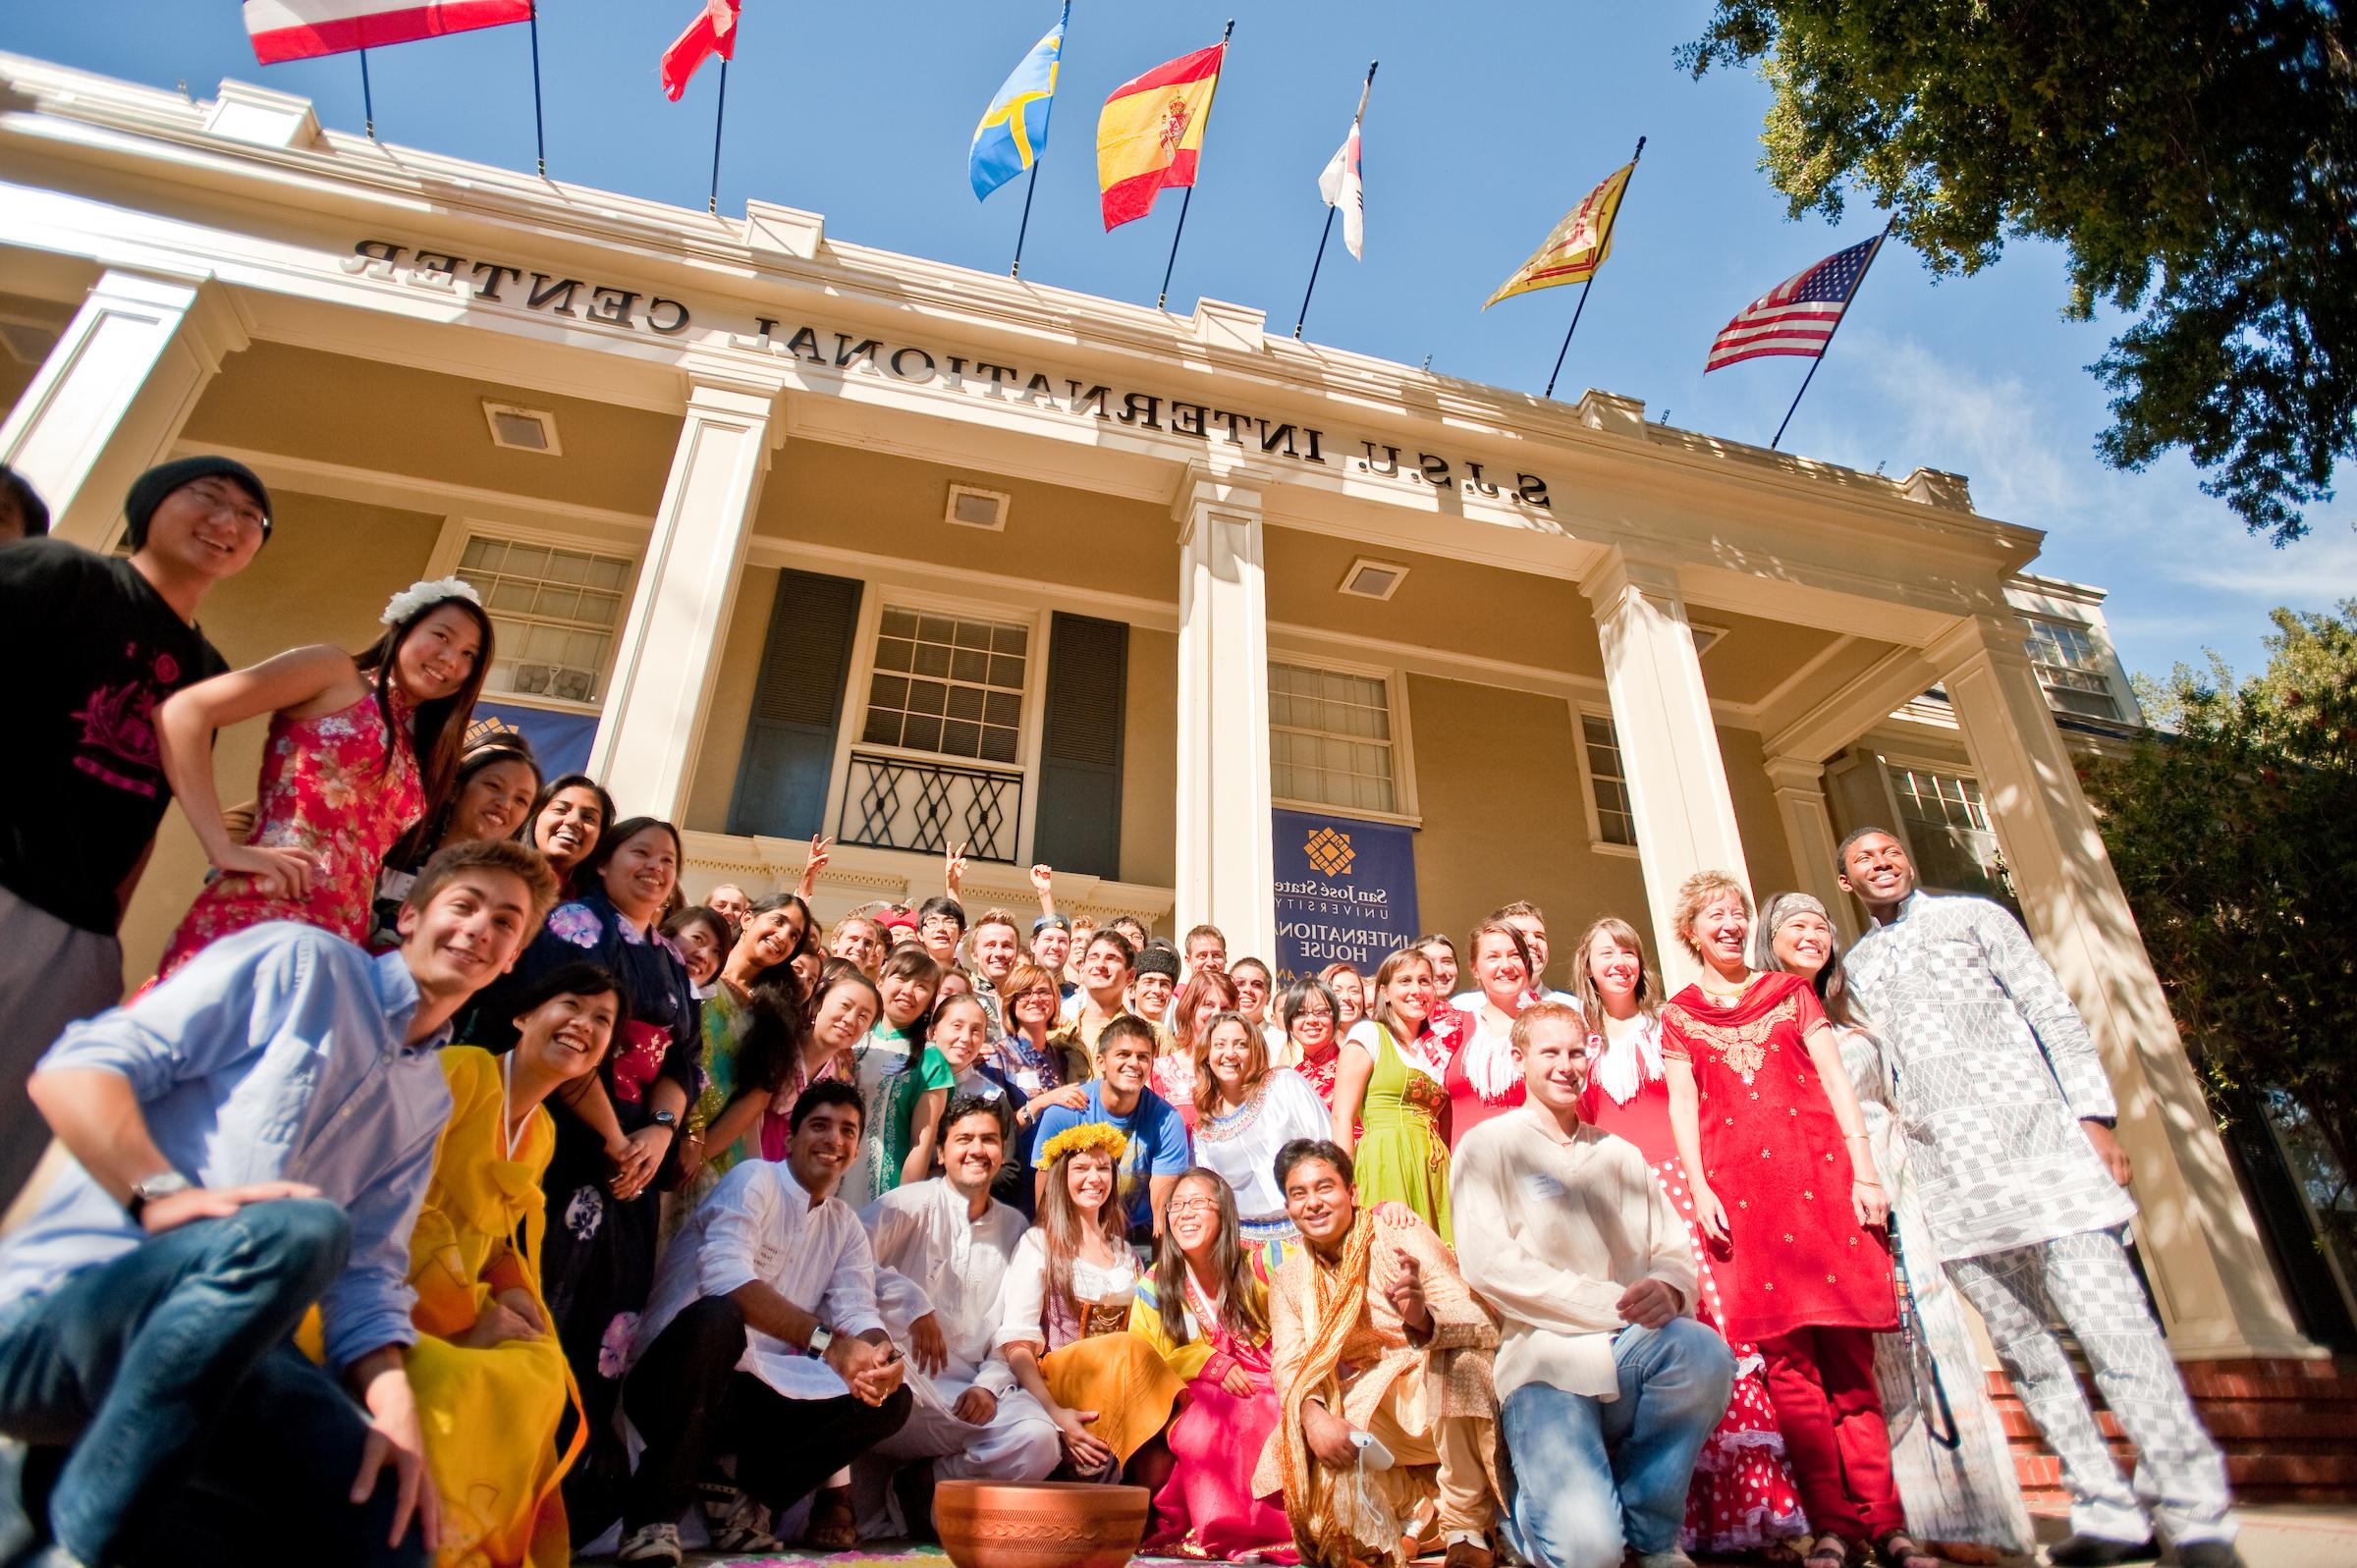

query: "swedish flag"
left=970, top=4, right=1068, bottom=201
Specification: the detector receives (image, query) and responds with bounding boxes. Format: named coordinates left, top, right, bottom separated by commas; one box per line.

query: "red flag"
left=244, top=0, right=531, bottom=65
left=661, top=0, right=740, bottom=101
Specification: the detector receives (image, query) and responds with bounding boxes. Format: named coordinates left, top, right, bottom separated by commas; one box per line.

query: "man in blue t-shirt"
left=1029, top=1015, right=1188, bottom=1244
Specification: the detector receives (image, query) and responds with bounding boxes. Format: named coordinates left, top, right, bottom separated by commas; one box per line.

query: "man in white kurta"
left=617, top=1081, right=911, bottom=1565
left=1450, top=1002, right=1730, bottom=1568
left=855, top=1095, right=1063, bottom=1537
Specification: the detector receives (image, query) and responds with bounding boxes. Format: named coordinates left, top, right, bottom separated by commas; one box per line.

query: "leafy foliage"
left=2083, top=603, right=2357, bottom=1258
left=1682, top=2, right=2357, bottom=543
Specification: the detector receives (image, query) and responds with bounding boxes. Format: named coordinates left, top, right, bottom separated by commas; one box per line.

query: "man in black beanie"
left=0, top=455, right=271, bottom=1206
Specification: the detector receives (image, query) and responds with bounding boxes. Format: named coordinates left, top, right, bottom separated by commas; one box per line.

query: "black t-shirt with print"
left=0, top=540, right=230, bottom=934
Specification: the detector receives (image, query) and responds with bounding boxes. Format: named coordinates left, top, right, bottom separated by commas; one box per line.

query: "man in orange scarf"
left=1254, top=1139, right=1502, bottom=1568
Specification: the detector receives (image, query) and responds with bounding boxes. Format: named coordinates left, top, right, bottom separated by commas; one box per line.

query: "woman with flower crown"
left=996, top=1121, right=1183, bottom=1481
left=153, top=576, right=493, bottom=975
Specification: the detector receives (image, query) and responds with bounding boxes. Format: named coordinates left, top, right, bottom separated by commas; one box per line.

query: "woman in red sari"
left=1660, top=871, right=1922, bottom=1568
left=1572, top=915, right=1806, bottom=1556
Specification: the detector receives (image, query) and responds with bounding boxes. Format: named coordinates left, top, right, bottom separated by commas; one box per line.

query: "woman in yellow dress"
left=408, top=961, right=622, bottom=1567
left=995, top=1123, right=1183, bottom=1480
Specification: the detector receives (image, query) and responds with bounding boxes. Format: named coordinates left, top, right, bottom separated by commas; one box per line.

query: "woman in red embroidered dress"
left=154, top=579, right=491, bottom=977
left=1442, top=916, right=1531, bottom=1149
left=1572, top=915, right=1806, bottom=1555
left=1660, top=871, right=1914, bottom=1568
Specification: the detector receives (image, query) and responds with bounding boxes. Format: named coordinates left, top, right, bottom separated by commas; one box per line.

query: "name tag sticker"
left=1525, top=1172, right=1565, bottom=1203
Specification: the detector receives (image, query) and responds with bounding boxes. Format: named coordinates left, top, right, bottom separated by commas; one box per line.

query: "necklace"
left=498, top=1052, right=531, bottom=1162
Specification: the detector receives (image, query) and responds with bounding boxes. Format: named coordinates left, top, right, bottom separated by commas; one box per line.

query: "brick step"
left=1987, top=1357, right=2357, bottom=1504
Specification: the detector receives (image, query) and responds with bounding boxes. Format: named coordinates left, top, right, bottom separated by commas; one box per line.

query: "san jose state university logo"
left=1302, top=825, right=1355, bottom=879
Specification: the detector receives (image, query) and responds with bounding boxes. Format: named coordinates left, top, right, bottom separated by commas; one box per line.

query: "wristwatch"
left=805, top=1323, right=835, bottom=1360
left=650, top=1109, right=679, bottom=1130
left=125, top=1170, right=192, bottom=1222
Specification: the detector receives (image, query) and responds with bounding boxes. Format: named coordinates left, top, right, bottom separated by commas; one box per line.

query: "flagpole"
left=1770, top=214, right=1894, bottom=450
left=528, top=2, right=548, bottom=177
left=1542, top=135, right=1643, bottom=399
left=707, top=58, right=730, bottom=215
left=1157, top=17, right=1233, bottom=312
left=358, top=49, right=377, bottom=140
left=1011, top=1, right=1069, bottom=280
left=1292, top=59, right=1377, bottom=340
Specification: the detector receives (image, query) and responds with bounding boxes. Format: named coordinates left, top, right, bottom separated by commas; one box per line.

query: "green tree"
left=2083, top=602, right=2357, bottom=1273
left=1681, top=2, right=2356, bottom=544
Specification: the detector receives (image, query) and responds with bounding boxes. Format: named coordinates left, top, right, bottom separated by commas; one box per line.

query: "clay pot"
left=933, top=1480, right=1151, bottom=1568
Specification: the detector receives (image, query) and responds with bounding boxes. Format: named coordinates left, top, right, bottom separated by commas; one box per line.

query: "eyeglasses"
left=1291, top=1007, right=1335, bottom=1021
left=1014, top=987, right=1059, bottom=1001
left=1166, top=1198, right=1220, bottom=1217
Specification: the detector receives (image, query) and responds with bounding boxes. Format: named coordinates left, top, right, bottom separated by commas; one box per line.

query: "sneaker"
left=615, top=1521, right=684, bottom=1565
left=2170, top=1543, right=2243, bottom=1568
left=2045, top=1536, right=2160, bottom=1567
left=710, top=1489, right=782, bottom=1553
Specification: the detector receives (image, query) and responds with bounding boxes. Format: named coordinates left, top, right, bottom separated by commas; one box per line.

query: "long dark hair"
left=733, top=962, right=815, bottom=1098
left=385, top=737, right=540, bottom=871
left=1152, top=1167, right=1269, bottom=1346
left=353, top=592, right=495, bottom=836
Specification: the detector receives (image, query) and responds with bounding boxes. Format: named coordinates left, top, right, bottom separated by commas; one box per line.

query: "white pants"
left=850, top=1383, right=1062, bottom=1538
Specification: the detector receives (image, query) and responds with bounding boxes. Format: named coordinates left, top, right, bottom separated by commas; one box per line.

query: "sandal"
left=1876, top=1530, right=1942, bottom=1568
left=805, top=1483, right=858, bottom=1549
left=1805, top=1535, right=1856, bottom=1568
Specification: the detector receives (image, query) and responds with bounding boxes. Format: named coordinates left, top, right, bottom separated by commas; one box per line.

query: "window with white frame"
left=1269, top=662, right=1398, bottom=815
left=860, top=605, right=1028, bottom=765
left=2023, top=618, right=2120, bottom=720
left=455, top=535, right=633, bottom=705
left=1580, top=714, right=1637, bottom=847
left=1885, top=764, right=2009, bottom=900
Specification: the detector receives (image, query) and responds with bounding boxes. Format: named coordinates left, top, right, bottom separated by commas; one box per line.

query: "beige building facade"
left=0, top=54, right=2330, bottom=1363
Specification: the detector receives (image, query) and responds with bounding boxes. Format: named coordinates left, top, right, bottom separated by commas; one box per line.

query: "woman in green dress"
left=1328, top=946, right=1464, bottom=1242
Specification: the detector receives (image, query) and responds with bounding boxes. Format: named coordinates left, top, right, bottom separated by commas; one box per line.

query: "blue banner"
left=1271, top=807, right=1420, bottom=985
left=468, top=700, right=598, bottom=780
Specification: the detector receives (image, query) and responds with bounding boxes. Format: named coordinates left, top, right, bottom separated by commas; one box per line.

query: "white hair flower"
left=380, top=576, right=483, bottom=626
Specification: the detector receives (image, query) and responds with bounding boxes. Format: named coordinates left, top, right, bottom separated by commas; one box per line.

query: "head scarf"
left=1753, top=892, right=1832, bottom=973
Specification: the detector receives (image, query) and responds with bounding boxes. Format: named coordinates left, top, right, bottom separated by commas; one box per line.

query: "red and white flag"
left=243, top=0, right=531, bottom=65
left=1317, top=113, right=1365, bottom=260
left=661, top=0, right=740, bottom=101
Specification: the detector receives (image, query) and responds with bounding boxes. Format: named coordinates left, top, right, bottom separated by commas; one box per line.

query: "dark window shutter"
left=1031, top=613, right=1127, bottom=879
left=729, top=569, right=863, bottom=838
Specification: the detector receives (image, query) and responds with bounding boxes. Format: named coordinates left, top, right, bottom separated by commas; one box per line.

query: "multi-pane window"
left=1886, top=765, right=2009, bottom=900
left=2024, top=618, right=2119, bottom=720
left=456, top=535, right=632, bottom=705
left=1581, top=714, right=1637, bottom=846
left=861, top=606, right=1027, bottom=765
left=1269, top=663, right=1398, bottom=814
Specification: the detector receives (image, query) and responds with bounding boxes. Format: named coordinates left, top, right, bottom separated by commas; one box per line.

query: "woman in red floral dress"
left=1661, top=871, right=1926, bottom=1568
left=153, top=579, right=492, bottom=977
left=1571, top=914, right=1807, bottom=1555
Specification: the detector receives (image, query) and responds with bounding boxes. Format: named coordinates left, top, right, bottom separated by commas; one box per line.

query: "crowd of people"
left=0, top=458, right=2243, bottom=1568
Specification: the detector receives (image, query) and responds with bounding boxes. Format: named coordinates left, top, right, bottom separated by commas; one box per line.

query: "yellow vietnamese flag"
left=1096, top=40, right=1226, bottom=230
left=1484, top=161, right=1634, bottom=308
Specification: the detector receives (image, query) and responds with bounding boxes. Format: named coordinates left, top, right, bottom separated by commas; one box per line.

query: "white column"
left=0, top=270, right=247, bottom=547
left=1584, top=549, right=1750, bottom=987
left=1174, top=468, right=1276, bottom=962
left=1930, top=614, right=2315, bottom=1359
left=589, top=375, right=779, bottom=820
left=1763, top=754, right=1860, bottom=944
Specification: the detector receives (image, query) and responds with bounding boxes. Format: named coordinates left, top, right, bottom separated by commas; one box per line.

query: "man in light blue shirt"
left=0, top=838, right=556, bottom=1568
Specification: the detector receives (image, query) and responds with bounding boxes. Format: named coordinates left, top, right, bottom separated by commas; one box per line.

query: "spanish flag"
left=1096, top=40, right=1226, bottom=231
left=1484, top=161, right=1634, bottom=308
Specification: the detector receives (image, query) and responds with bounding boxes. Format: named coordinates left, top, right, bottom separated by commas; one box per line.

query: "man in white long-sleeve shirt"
left=1450, top=1001, right=1733, bottom=1568
left=855, top=1094, right=1063, bottom=1537
left=615, top=1080, right=911, bottom=1566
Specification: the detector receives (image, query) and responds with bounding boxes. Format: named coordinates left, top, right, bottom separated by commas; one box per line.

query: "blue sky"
left=6, top=1, right=2347, bottom=682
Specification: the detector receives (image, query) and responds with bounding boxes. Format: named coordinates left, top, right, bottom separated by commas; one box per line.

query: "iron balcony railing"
left=838, top=749, right=1023, bottom=864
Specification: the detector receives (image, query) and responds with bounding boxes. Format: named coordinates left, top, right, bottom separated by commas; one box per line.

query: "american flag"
left=1705, top=234, right=1883, bottom=373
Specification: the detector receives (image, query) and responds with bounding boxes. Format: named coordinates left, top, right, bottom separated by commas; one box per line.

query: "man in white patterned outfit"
left=1836, top=828, right=2237, bottom=1568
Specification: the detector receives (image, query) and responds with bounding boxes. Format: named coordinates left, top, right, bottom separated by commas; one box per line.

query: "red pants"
left=1757, top=1325, right=1903, bottom=1541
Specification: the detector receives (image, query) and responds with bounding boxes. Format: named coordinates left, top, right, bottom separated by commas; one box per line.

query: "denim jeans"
left=1499, top=1318, right=1735, bottom=1568
left=0, top=1197, right=424, bottom=1568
